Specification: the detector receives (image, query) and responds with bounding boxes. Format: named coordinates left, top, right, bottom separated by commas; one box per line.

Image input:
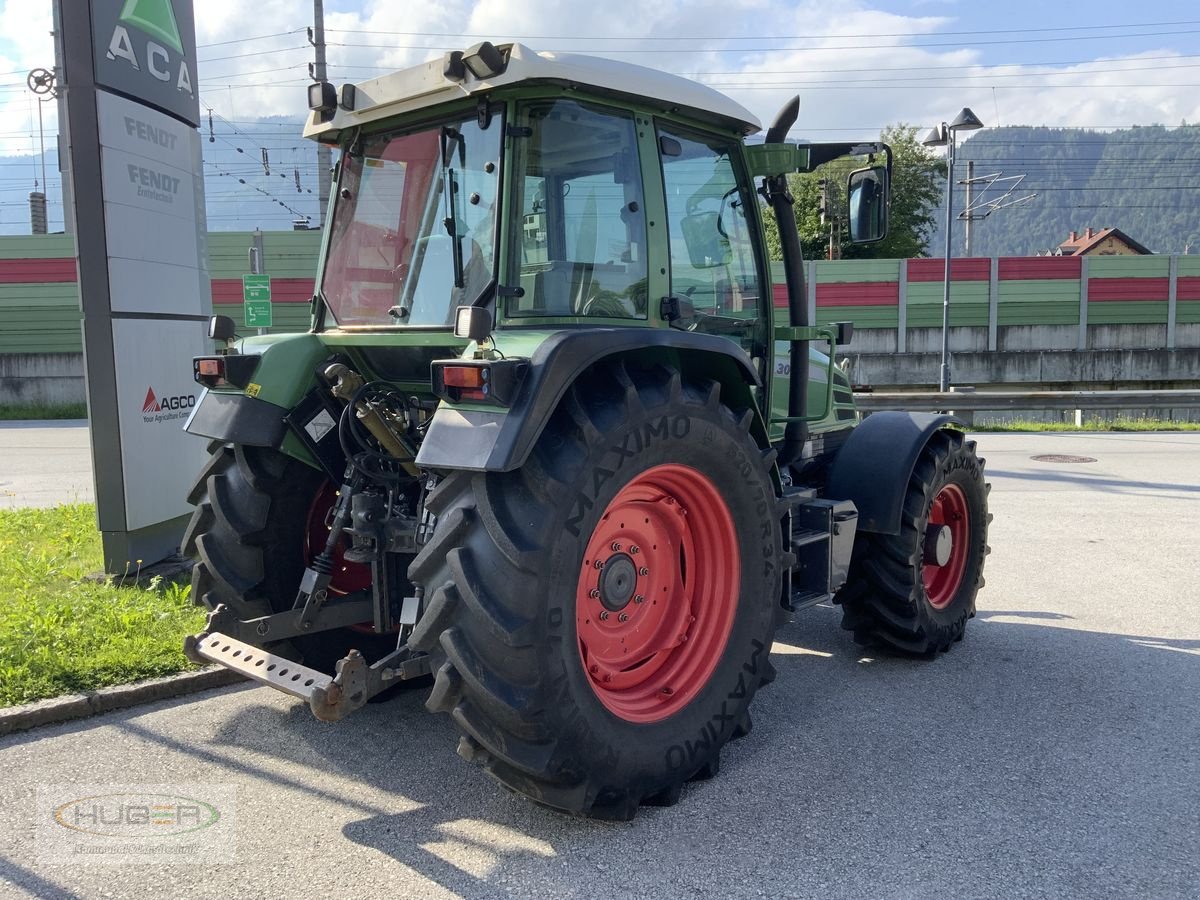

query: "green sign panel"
left=242, top=273, right=271, bottom=302
left=244, top=299, right=273, bottom=328
left=242, top=274, right=272, bottom=327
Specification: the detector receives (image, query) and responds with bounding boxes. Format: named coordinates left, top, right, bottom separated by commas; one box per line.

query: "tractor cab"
left=306, top=44, right=768, bottom=338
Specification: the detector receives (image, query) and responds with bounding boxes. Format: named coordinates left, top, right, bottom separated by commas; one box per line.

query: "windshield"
left=320, top=113, right=502, bottom=326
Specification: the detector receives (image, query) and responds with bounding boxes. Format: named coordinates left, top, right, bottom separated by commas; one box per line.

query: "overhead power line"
left=197, top=29, right=305, bottom=49
left=325, top=28, right=1200, bottom=54
left=324, top=19, right=1200, bottom=41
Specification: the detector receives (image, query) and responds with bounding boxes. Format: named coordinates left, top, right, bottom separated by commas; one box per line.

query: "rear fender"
left=825, top=411, right=961, bottom=535
left=416, top=328, right=766, bottom=473
left=184, top=333, right=329, bottom=463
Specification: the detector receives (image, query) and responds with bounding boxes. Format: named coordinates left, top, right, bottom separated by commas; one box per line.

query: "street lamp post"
left=922, top=108, right=984, bottom=392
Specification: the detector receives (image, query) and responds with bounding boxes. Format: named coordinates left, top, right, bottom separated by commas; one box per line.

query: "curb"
left=0, top=668, right=246, bottom=738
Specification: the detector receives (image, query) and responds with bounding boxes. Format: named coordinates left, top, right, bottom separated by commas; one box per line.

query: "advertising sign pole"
left=58, top=0, right=212, bottom=571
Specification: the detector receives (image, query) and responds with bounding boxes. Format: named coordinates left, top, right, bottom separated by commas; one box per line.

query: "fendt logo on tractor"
left=180, top=41, right=991, bottom=820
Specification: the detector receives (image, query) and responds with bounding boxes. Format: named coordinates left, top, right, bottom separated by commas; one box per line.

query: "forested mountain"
left=937, top=125, right=1200, bottom=257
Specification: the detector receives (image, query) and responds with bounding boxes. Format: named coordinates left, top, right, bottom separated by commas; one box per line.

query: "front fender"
left=416, top=327, right=762, bottom=473
left=825, top=411, right=962, bottom=535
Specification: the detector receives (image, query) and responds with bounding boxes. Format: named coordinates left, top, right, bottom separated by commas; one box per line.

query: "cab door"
left=656, top=124, right=769, bottom=372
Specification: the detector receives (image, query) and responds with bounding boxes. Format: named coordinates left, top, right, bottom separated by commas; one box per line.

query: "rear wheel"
left=184, top=444, right=394, bottom=670
left=407, top=363, right=783, bottom=819
left=835, top=430, right=990, bottom=654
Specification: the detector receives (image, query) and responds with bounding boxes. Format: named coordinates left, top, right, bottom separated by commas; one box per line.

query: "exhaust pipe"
left=764, top=96, right=808, bottom=470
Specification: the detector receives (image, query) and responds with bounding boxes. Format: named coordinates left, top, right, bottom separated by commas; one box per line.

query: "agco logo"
left=53, top=793, right=220, bottom=838
left=142, top=385, right=195, bottom=421
left=106, top=0, right=194, bottom=99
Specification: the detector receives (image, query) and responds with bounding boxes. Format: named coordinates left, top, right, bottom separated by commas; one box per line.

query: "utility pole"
left=963, top=160, right=974, bottom=257
left=249, top=229, right=266, bottom=336
left=310, top=0, right=332, bottom=228
left=52, top=0, right=73, bottom=233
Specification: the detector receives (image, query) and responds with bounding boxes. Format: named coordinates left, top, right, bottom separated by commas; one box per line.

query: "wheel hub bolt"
left=638, top=567, right=649, bottom=577
left=633, top=594, right=645, bottom=604
left=618, top=613, right=629, bottom=622
left=630, top=545, right=640, bottom=555
left=589, top=588, right=600, bottom=599
left=593, top=560, right=603, bottom=569
left=611, top=542, right=622, bottom=551
left=599, top=610, right=610, bottom=621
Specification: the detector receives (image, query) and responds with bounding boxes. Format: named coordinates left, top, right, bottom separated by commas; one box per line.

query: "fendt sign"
left=59, top=0, right=211, bottom=570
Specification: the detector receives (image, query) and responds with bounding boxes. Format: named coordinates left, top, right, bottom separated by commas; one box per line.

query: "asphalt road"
left=0, top=421, right=93, bottom=509
left=1, top=432, right=1198, bottom=898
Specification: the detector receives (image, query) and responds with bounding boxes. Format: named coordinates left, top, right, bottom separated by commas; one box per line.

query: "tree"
left=762, top=124, right=946, bottom=260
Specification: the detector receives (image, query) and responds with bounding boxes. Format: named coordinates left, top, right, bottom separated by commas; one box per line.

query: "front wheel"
left=407, top=363, right=783, bottom=819
left=835, top=430, right=990, bottom=654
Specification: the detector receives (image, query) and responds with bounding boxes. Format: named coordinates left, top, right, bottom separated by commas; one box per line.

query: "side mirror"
left=680, top=212, right=732, bottom=268
left=846, top=165, right=888, bottom=244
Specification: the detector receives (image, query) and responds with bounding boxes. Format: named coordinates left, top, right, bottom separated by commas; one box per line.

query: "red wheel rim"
left=923, top=483, right=970, bottom=610
left=575, top=464, right=740, bottom=723
left=304, top=482, right=374, bottom=631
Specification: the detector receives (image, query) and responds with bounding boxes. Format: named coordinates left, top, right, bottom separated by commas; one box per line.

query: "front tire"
left=835, top=429, right=990, bottom=654
left=407, top=363, right=783, bottom=819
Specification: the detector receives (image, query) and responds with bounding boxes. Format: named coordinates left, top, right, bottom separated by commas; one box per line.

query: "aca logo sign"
left=105, top=0, right=194, bottom=100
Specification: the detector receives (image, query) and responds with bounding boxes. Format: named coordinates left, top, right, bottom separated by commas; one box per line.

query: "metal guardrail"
left=854, top=389, right=1200, bottom=412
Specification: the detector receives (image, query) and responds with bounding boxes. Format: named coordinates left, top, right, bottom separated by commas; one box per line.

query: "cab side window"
left=509, top=99, right=648, bottom=318
left=658, top=126, right=763, bottom=354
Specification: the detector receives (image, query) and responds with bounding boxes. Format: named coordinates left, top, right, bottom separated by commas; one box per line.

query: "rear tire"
left=407, top=362, right=783, bottom=819
left=834, top=430, right=990, bottom=655
left=184, top=444, right=395, bottom=671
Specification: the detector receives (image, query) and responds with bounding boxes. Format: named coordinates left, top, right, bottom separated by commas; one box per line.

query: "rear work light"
left=432, top=358, right=528, bottom=406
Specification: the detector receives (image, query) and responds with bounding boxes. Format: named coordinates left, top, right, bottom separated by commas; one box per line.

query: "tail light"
left=432, top=358, right=527, bottom=406
left=193, top=354, right=260, bottom=390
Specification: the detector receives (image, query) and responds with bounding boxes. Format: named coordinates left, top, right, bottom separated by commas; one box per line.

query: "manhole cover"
left=1030, top=454, right=1097, bottom=464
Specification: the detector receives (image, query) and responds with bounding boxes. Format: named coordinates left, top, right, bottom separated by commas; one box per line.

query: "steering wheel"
left=581, top=292, right=638, bottom=318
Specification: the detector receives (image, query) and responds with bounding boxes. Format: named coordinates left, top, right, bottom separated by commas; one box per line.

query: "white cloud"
left=2, top=0, right=1200, bottom=155
left=183, top=0, right=1200, bottom=137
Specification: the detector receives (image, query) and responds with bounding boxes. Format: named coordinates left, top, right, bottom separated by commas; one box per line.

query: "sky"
left=2, top=0, right=1200, bottom=232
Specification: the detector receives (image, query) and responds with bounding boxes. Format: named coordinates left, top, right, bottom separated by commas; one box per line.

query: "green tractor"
left=183, top=42, right=989, bottom=819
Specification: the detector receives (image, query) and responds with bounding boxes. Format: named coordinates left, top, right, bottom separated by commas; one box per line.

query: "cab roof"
left=303, top=43, right=761, bottom=140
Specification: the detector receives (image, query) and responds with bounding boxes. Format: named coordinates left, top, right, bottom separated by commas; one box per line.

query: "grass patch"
left=0, top=402, right=88, bottom=421
left=0, top=504, right=204, bottom=708
left=973, top=417, right=1200, bottom=433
